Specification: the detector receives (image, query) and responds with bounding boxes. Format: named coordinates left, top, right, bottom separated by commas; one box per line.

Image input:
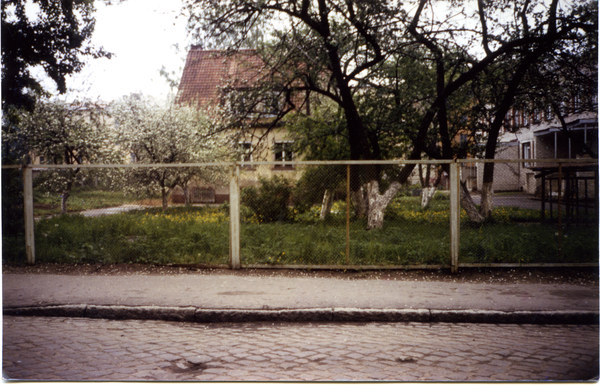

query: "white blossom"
left=109, top=95, right=234, bottom=210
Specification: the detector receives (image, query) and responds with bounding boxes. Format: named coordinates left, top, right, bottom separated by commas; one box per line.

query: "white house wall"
left=495, top=109, right=598, bottom=195
left=476, top=142, right=523, bottom=193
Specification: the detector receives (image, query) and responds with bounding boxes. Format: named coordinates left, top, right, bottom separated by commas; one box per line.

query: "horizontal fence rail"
left=2, top=158, right=598, bottom=271
left=2, top=157, right=594, bottom=169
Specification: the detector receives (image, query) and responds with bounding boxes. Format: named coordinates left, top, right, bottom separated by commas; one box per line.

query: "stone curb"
left=4, top=305, right=598, bottom=324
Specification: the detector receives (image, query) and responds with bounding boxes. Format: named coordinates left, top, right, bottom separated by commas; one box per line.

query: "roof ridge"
left=190, top=45, right=257, bottom=54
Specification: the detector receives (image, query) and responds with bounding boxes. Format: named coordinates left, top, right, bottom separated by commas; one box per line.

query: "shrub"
left=241, top=175, right=292, bottom=222
left=293, top=165, right=346, bottom=213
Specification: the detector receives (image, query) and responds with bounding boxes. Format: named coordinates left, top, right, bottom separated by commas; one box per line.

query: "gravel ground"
left=3, top=263, right=598, bottom=286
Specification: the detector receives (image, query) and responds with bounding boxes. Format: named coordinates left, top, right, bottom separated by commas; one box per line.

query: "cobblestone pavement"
left=3, top=316, right=598, bottom=381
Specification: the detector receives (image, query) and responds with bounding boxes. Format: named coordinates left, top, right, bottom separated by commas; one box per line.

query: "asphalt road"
left=3, top=316, right=598, bottom=381
left=5, top=273, right=598, bottom=312
left=470, top=193, right=542, bottom=210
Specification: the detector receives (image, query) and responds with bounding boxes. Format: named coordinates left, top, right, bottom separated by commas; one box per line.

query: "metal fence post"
left=23, top=165, right=35, bottom=265
left=346, top=164, right=350, bottom=265
left=229, top=164, right=241, bottom=269
left=450, top=161, right=460, bottom=273
left=557, top=163, right=563, bottom=261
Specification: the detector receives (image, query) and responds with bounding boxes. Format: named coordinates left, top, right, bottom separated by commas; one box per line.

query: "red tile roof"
left=176, top=47, right=267, bottom=108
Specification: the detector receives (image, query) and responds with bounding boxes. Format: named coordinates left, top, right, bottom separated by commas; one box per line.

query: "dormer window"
left=273, top=141, right=294, bottom=169
left=239, top=142, right=252, bottom=162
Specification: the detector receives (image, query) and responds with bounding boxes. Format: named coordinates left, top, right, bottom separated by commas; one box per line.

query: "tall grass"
left=34, top=189, right=140, bottom=216
left=3, top=196, right=597, bottom=266
left=34, top=207, right=229, bottom=265
left=460, top=223, right=598, bottom=264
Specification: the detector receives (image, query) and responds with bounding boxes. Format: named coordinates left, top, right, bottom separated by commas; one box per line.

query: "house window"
left=239, top=142, right=252, bottom=162
left=573, top=93, right=581, bottom=111
left=532, top=108, right=541, bottom=124
left=263, top=91, right=281, bottom=116
left=514, top=109, right=522, bottom=127
left=273, top=141, right=294, bottom=168
left=224, top=88, right=253, bottom=115
left=503, top=111, right=512, bottom=133
left=545, top=105, right=553, bottom=121
left=522, top=110, right=529, bottom=127
left=522, top=142, right=532, bottom=167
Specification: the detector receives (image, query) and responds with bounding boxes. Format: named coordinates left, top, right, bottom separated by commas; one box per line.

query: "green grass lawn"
left=3, top=196, right=598, bottom=266
left=33, top=189, right=141, bottom=216
left=33, top=207, right=230, bottom=265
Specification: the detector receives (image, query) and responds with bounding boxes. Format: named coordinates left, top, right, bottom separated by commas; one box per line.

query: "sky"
left=60, top=0, right=192, bottom=102
left=43, top=0, right=549, bottom=103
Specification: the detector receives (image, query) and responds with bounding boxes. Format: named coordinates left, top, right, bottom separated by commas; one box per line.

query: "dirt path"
left=3, top=263, right=597, bottom=286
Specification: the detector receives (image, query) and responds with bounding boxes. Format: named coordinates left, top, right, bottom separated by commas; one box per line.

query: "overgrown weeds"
left=33, top=188, right=139, bottom=216
left=33, top=207, right=229, bottom=265
left=3, top=196, right=597, bottom=266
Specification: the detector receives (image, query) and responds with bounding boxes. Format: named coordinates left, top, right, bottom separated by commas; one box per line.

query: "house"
left=484, top=100, right=597, bottom=196
left=176, top=47, right=598, bottom=208
left=173, top=47, right=310, bottom=203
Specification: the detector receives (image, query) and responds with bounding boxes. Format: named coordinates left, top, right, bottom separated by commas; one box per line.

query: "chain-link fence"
left=2, top=159, right=598, bottom=270
left=4, top=163, right=232, bottom=266
left=459, top=160, right=598, bottom=267
left=237, top=162, right=453, bottom=268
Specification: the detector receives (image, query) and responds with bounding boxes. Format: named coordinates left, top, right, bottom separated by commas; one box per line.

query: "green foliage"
left=241, top=175, right=292, bottom=222
left=241, top=222, right=346, bottom=265
left=461, top=224, right=553, bottom=264
left=110, top=95, right=232, bottom=210
left=350, top=224, right=449, bottom=266
left=459, top=223, right=599, bottom=264
left=188, top=0, right=596, bottom=228
left=293, top=165, right=346, bottom=213
left=5, top=99, right=121, bottom=214
left=1, top=0, right=112, bottom=111
left=33, top=207, right=230, bottom=265
left=33, top=188, right=138, bottom=216
left=285, top=100, right=350, bottom=161
left=2, top=168, right=24, bottom=238
left=3, top=196, right=596, bottom=266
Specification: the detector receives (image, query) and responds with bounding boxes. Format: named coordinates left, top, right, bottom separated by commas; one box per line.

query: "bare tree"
left=185, top=0, right=596, bottom=227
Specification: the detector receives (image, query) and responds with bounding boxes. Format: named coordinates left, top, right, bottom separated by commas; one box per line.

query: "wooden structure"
left=533, top=164, right=598, bottom=222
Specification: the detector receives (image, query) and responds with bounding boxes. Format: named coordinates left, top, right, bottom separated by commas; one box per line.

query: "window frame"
left=273, top=141, right=294, bottom=169
left=522, top=141, right=533, bottom=167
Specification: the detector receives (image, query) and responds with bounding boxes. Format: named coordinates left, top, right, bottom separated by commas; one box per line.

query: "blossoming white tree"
left=110, top=95, right=233, bottom=211
left=9, top=99, right=119, bottom=214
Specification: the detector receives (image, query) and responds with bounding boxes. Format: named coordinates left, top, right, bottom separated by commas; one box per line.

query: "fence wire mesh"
left=238, top=163, right=452, bottom=267
left=459, top=160, right=598, bottom=266
left=2, top=167, right=25, bottom=263
left=2, top=159, right=597, bottom=269
left=18, top=165, right=231, bottom=266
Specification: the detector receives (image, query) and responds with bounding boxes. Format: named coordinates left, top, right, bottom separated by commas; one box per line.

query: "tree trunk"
left=60, top=191, right=70, bottom=215
left=350, top=186, right=368, bottom=218
left=183, top=184, right=191, bottom=206
left=480, top=181, right=494, bottom=219
left=60, top=172, right=76, bottom=215
left=421, top=186, right=437, bottom=208
left=460, top=181, right=485, bottom=222
left=320, top=189, right=334, bottom=220
left=420, top=165, right=443, bottom=208
left=418, top=163, right=433, bottom=188
left=161, top=187, right=170, bottom=211
left=366, top=180, right=402, bottom=230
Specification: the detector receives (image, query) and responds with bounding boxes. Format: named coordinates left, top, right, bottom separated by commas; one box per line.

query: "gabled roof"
left=176, top=47, right=267, bottom=108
